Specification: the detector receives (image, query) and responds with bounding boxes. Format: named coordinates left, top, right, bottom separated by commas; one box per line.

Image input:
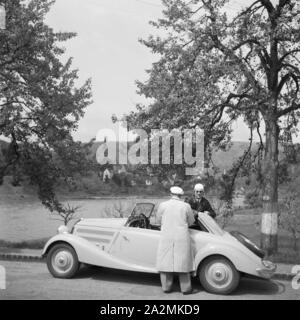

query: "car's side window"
left=149, top=206, right=158, bottom=225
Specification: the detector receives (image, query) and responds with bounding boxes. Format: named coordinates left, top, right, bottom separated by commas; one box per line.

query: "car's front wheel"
left=198, top=256, right=240, bottom=295
left=46, top=243, right=80, bottom=278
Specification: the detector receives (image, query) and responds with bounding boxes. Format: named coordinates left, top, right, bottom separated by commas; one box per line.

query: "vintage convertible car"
left=42, top=202, right=276, bottom=295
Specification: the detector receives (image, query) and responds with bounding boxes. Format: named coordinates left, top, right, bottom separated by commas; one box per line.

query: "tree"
left=0, top=0, right=92, bottom=213
left=50, top=203, right=81, bottom=226
left=126, top=0, right=300, bottom=254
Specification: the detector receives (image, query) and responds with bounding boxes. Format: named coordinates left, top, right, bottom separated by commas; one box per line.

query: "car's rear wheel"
left=47, top=243, right=80, bottom=278
left=199, top=256, right=240, bottom=295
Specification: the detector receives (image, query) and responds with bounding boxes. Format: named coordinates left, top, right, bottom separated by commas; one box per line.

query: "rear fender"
left=194, top=243, right=262, bottom=277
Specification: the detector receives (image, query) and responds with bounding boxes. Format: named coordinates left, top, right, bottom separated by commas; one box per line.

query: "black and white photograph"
left=1, top=0, right=300, bottom=304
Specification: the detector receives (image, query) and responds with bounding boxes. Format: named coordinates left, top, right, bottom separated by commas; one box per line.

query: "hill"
left=90, top=139, right=253, bottom=173
left=1, top=138, right=298, bottom=199
left=212, top=141, right=252, bottom=172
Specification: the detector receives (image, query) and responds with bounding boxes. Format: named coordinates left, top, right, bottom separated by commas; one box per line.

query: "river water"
left=0, top=198, right=165, bottom=242
left=0, top=195, right=245, bottom=242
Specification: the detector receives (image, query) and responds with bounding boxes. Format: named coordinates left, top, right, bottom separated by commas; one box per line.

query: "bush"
left=111, top=172, right=132, bottom=187
left=213, top=199, right=234, bottom=228
left=244, top=189, right=262, bottom=208
left=0, top=238, right=48, bottom=250
left=103, top=199, right=135, bottom=218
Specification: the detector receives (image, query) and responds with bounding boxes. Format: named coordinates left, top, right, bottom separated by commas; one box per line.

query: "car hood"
left=77, top=218, right=127, bottom=229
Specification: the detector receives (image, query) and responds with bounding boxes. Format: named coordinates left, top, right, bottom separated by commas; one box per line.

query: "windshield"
left=130, top=203, right=155, bottom=218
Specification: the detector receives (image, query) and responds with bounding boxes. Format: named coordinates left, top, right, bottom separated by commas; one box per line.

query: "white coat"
left=156, top=196, right=195, bottom=273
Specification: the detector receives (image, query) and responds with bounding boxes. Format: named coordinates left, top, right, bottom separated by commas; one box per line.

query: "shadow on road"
left=75, top=265, right=284, bottom=296
left=232, top=277, right=284, bottom=296
left=76, top=265, right=162, bottom=287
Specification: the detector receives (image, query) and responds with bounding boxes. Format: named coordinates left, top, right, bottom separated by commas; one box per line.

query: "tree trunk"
left=261, top=116, right=279, bottom=255
left=293, top=234, right=297, bottom=252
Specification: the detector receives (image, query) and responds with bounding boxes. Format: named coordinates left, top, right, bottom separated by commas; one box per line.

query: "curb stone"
left=0, top=252, right=297, bottom=281
left=0, top=253, right=44, bottom=262
left=272, top=273, right=296, bottom=281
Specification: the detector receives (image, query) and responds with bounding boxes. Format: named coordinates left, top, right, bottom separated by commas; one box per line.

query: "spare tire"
left=230, top=231, right=265, bottom=259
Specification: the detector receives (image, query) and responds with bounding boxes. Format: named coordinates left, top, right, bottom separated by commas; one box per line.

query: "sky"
left=45, top=0, right=273, bottom=143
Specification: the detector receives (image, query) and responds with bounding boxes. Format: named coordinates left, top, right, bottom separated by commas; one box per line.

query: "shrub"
left=103, top=199, right=135, bottom=218
left=244, top=189, right=262, bottom=208
left=213, top=199, right=234, bottom=228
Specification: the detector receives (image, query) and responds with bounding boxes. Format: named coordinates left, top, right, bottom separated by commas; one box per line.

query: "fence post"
left=0, top=265, right=6, bottom=290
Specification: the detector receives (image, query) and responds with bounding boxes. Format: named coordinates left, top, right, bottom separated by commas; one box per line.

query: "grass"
left=224, top=215, right=300, bottom=264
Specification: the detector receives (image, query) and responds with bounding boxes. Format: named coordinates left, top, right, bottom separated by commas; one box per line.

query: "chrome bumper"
left=256, top=260, right=277, bottom=279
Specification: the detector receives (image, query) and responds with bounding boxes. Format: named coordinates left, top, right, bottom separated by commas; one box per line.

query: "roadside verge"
left=0, top=248, right=44, bottom=262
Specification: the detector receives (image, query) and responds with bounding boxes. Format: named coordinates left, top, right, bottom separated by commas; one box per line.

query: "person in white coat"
left=156, top=186, right=195, bottom=294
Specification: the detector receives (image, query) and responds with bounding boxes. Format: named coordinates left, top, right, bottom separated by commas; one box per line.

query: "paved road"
left=0, top=260, right=299, bottom=300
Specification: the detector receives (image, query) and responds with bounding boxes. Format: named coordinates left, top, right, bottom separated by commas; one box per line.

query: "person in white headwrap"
left=156, top=186, right=195, bottom=294
left=185, top=183, right=216, bottom=219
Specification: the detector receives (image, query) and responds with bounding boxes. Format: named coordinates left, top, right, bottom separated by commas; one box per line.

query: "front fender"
left=194, top=243, right=263, bottom=277
left=42, top=233, right=92, bottom=257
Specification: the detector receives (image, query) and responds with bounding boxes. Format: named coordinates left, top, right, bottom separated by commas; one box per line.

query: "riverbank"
left=0, top=175, right=170, bottom=200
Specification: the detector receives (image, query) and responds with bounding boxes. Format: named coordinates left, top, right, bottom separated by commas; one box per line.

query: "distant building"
left=145, top=179, right=152, bottom=186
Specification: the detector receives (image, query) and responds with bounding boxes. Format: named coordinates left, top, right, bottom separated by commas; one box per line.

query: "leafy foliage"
left=0, top=0, right=92, bottom=213
left=244, top=188, right=263, bottom=208
left=125, top=1, right=300, bottom=246
left=124, top=0, right=300, bottom=252
left=214, top=199, right=234, bottom=228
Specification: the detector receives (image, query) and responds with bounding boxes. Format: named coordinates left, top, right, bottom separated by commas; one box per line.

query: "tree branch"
left=279, top=49, right=300, bottom=64
left=232, top=39, right=270, bottom=66
left=227, top=126, right=254, bottom=199
left=230, top=1, right=262, bottom=24
left=276, top=0, right=292, bottom=17
left=277, top=73, right=300, bottom=96
left=259, top=0, right=275, bottom=16
left=207, top=30, right=263, bottom=93
left=277, top=102, right=300, bottom=118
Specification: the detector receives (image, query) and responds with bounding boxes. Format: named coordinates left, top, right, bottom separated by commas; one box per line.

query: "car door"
left=110, top=226, right=160, bottom=269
